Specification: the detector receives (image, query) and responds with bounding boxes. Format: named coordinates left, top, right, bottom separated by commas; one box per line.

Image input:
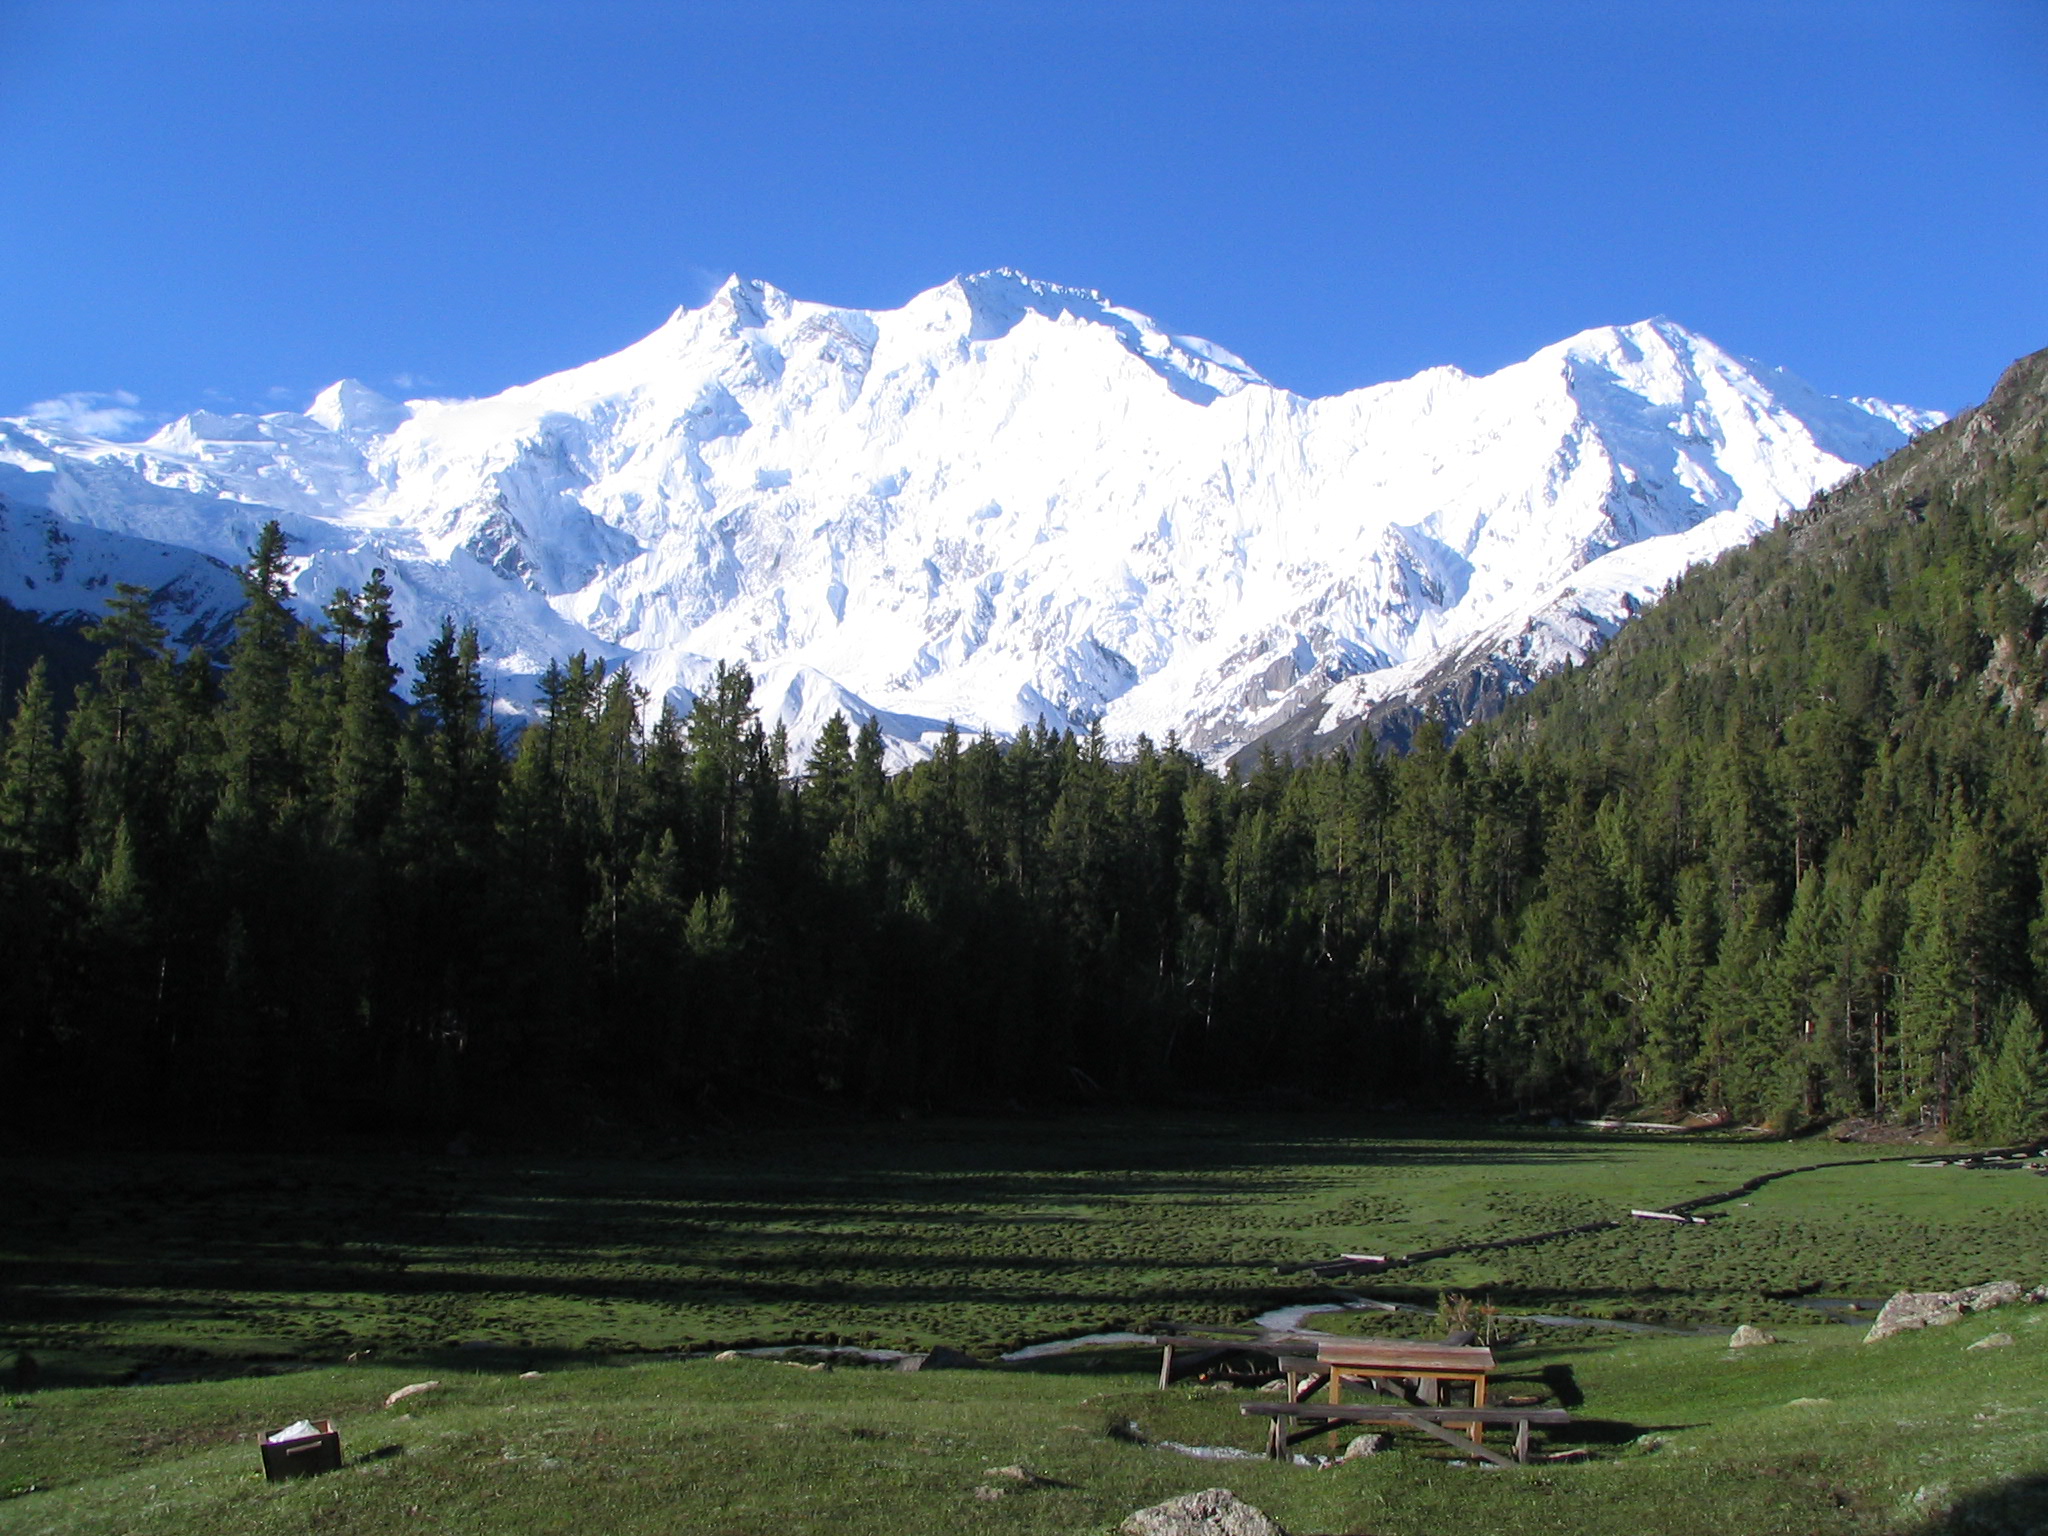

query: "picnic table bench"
left=1241, top=1400, right=1572, bottom=1467
left=1244, top=1337, right=1572, bottom=1466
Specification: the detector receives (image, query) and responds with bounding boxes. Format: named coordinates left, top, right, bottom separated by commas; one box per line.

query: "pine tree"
left=328, top=568, right=403, bottom=844
left=1959, top=995, right=2048, bottom=1144
left=217, top=520, right=298, bottom=823
left=0, top=659, right=69, bottom=871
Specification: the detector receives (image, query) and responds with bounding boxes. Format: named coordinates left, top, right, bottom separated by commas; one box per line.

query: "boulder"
left=1864, top=1291, right=1964, bottom=1342
left=1966, top=1333, right=2016, bottom=1350
left=1728, top=1325, right=1779, bottom=1347
left=1120, top=1489, right=1290, bottom=1536
left=1865, top=1281, right=2024, bottom=1343
left=1956, top=1280, right=2023, bottom=1310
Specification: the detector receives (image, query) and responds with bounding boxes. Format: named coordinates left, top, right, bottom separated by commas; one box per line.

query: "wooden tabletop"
left=1313, top=1339, right=1496, bottom=1373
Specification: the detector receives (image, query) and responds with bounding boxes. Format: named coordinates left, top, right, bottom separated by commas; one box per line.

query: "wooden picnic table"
left=1282, top=1339, right=1499, bottom=1454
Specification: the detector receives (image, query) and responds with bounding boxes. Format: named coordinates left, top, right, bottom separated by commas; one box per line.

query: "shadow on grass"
left=1909, top=1470, right=2048, bottom=1536
left=1554, top=1418, right=1703, bottom=1448
left=0, top=1119, right=1800, bottom=1382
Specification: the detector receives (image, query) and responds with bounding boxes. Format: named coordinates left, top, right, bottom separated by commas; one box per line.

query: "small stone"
left=973, top=1486, right=1004, bottom=1502
left=983, top=1463, right=1063, bottom=1488
left=714, top=1350, right=742, bottom=1361
left=1339, top=1432, right=1391, bottom=1460
left=383, top=1380, right=440, bottom=1408
left=1787, top=1397, right=1832, bottom=1407
left=1728, top=1325, right=1779, bottom=1347
left=1120, top=1487, right=1290, bottom=1536
left=518, top=1370, right=545, bottom=1380
left=1967, top=1333, right=2015, bottom=1350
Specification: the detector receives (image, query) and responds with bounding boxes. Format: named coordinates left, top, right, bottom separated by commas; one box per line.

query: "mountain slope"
left=0, top=274, right=1937, bottom=760
left=1501, top=340, right=2048, bottom=754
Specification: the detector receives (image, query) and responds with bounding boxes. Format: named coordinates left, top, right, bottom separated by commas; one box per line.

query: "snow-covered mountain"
left=0, top=272, right=1940, bottom=762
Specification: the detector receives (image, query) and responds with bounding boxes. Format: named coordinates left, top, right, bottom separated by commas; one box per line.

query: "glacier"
left=0, top=270, right=1940, bottom=763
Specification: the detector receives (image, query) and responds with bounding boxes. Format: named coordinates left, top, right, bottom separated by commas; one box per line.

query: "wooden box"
left=260, top=1420, right=341, bottom=1481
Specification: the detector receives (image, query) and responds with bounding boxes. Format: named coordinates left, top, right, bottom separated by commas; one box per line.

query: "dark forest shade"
left=3, top=346, right=2047, bottom=1143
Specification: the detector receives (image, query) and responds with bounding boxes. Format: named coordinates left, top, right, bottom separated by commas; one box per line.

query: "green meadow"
left=4, top=1116, right=2044, bottom=1533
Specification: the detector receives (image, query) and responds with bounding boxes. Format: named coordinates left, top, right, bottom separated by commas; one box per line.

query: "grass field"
left=3, top=1115, right=2045, bottom=1533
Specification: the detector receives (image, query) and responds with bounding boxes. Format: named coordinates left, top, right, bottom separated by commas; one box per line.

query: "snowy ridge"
left=0, top=275, right=1938, bottom=762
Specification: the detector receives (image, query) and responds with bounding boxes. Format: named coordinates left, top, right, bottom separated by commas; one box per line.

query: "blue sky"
left=3, top=0, right=2043, bottom=432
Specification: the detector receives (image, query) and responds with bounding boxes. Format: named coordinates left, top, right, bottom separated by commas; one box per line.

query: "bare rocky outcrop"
left=1120, top=1488, right=1290, bottom=1536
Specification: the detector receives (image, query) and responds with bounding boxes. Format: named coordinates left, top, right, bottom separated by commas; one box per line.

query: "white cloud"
left=23, top=389, right=156, bottom=440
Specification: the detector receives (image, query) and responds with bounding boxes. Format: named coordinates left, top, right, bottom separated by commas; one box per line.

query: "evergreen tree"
left=0, top=659, right=69, bottom=870
left=1960, top=995, right=2048, bottom=1144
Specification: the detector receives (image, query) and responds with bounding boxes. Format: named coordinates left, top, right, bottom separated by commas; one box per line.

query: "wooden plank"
left=1404, top=1415, right=1519, bottom=1469
left=1240, top=1404, right=1570, bottom=1425
left=1158, top=1345, right=1233, bottom=1386
left=1257, top=1407, right=1541, bottom=1468
left=1315, top=1339, right=1495, bottom=1372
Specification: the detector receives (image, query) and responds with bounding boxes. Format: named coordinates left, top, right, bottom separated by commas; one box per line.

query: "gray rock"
left=1728, top=1325, right=1780, bottom=1347
left=1865, top=1291, right=1965, bottom=1342
left=1866, top=1280, right=2025, bottom=1342
left=1120, top=1489, right=1290, bottom=1536
left=1966, top=1332, right=2016, bottom=1350
left=983, top=1464, right=1057, bottom=1487
left=1339, top=1432, right=1391, bottom=1460
left=1956, top=1280, right=2023, bottom=1310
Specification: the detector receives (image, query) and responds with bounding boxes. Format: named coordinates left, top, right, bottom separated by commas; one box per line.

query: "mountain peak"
left=307, top=378, right=410, bottom=437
